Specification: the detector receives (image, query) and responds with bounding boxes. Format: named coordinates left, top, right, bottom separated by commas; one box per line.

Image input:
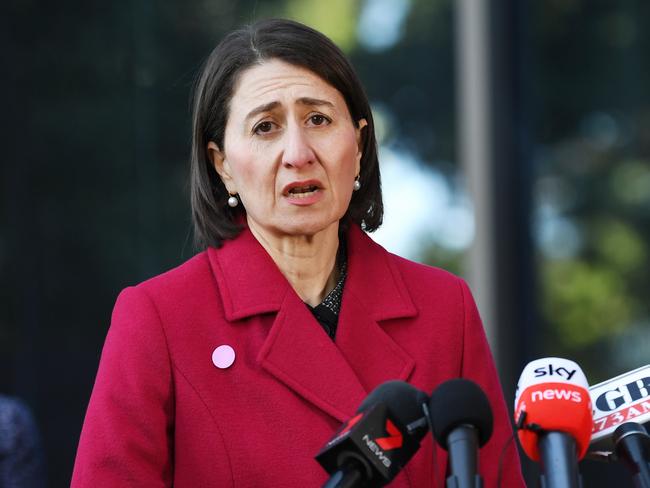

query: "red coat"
left=71, top=224, right=524, bottom=487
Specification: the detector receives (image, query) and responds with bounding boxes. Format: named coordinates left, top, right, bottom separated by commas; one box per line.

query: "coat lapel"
left=258, top=290, right=368, bottom=422
left=208, top=225, right=417, bottom=423
left=335, top=226, right=417, bottom=392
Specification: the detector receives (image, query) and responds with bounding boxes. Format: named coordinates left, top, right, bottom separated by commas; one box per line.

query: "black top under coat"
left=306, top=242, right=347, bottom=339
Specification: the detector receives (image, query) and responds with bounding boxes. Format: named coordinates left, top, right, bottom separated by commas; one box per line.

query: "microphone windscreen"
left=514, top=357, right=593, bottom=461
left=429, top=378, right=494, bottom=447
left=358, top=380, right=429, bottom=441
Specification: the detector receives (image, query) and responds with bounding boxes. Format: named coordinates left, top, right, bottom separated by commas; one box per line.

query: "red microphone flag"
left=514, top=357, right=593, bottom=461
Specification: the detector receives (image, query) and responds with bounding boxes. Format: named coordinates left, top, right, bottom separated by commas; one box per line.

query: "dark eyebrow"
left=245, top=98, right=335, bottom=121
left=245, top=101, right=280, bottom=121
left=296, top=97, right=335, bottom=109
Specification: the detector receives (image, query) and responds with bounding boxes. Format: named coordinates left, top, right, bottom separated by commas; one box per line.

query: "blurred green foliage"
left=532, top=0, right=650, bottom=381
left=543, top=259, right=632, bottom=347
left=284, top=0, right=361, bottom=51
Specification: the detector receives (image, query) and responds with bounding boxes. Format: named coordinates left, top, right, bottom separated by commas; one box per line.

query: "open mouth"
left=283, top=181, right=323, bottom=198
left=287, top=185, right=319, bottom=196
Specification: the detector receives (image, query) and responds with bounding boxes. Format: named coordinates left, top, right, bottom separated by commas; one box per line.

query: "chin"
left=275, top=216, right=341, bottom=238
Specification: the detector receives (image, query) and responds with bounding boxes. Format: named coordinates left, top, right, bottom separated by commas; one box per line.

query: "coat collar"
left=207, top=224, right=417, bottom=422
left=208, top=224, right=417, bottom=322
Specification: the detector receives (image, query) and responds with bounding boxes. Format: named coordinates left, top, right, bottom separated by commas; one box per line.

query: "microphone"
left=613, top=422, right=650, bottom=488
left=589, top=364, right=650, bottom=444
left=428, top=378, right=493, bottom=488
left=514, top=357, right=593, bottom=488
left=316, top=380, right=429, bottom=488
left=585, top=365, right=650, bottom=484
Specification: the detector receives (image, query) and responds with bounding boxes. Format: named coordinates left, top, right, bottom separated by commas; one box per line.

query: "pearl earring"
left=227, top=194, right=239, bottom=207
left=353, top=176, right=361, bottom=191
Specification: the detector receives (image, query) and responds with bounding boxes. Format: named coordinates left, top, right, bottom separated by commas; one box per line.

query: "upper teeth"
left=289, top=185, right=316, bottom=194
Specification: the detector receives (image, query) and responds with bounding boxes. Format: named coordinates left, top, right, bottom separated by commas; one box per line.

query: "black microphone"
left=316, top=380, right=429, bottom=488
left=428, top=379, right=493, bottom=488
left=613, top=422, right=650, bottom=488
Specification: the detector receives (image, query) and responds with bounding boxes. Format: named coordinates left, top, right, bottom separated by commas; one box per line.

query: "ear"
left=355, top=118, right=368, bottom=175
left=207, top=141, right=236, bottom=193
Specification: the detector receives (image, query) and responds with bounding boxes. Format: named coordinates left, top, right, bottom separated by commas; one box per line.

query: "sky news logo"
left=531, top=387, right=583, bottom=403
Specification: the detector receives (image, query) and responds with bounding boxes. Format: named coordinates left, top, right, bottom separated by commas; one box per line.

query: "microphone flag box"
left=589, top=364, right=650, bottom=444
left=315, top=403, right=419, bottom=483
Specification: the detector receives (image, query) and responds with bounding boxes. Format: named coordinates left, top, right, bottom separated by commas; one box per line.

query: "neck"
left=247, top=219, right=340, bottom=307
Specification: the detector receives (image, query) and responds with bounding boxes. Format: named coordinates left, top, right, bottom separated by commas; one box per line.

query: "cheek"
left=226, top=145, right=269, bottom=187
left=319, top=121, right=352, bottom=147
left=334, top=130, right=361, bottom=176
left=321, top=132, right=360, bottom=200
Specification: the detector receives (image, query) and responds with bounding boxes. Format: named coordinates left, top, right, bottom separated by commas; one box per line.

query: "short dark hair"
left=190, top=18, right=383, bottom=249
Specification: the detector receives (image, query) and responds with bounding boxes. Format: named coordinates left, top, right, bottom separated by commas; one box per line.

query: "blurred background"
left=2, top=0, right=649, bottom=485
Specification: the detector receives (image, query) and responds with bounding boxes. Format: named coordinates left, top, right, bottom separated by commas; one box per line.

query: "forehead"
left=229, top=59, right=348, bottom=114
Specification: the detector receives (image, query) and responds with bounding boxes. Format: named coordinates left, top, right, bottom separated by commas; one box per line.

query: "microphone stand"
left=322, top=459, right=366, bottom=488
left=445, top=425, right=483, bottom=488
left=538, top=431, right=581, bottom=488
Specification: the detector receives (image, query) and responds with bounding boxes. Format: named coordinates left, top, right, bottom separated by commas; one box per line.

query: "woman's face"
left=209, top=59, right=366, bottom=239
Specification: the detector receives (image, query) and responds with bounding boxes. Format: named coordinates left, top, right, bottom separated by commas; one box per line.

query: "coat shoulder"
left=132, top=251, right=215, bottom=305
left=383, top=248, right=465, bottom=302
left=349, top=228, right=468, bottom=316
left=388, top=250, right=460, bottom=283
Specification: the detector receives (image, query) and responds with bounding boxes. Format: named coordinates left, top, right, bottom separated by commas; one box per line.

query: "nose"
left=281, top=124, right=316, bottom=169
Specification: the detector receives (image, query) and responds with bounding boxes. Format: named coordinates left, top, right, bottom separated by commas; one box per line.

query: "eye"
left=308, top=114, right=331, bottom=126
left=253, top=121, right=276, bottom=135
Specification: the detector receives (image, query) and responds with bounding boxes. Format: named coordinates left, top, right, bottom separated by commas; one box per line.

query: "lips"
left=288, top=185, right=318, bottom=194
left=282, top=180, right=323, bottom=197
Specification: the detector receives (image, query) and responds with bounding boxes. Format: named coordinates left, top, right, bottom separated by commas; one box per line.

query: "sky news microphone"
left=316, top=380, right=429, bottom=488
left=514, top=357, right=593, bottom=488
left=428, top=378, right=493, bottom=488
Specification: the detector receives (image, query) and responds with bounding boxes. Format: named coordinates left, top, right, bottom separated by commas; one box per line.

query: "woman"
left=72, top=19, right=524, bottom=487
